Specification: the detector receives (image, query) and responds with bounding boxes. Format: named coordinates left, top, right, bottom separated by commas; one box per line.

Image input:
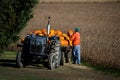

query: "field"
left=38, top=0, right=120, bottom=3
left=16, top=2, right=120, bottom=69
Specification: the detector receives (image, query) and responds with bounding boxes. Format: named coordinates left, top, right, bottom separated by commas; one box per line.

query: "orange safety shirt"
left=70, top=32, right=80, bottom=46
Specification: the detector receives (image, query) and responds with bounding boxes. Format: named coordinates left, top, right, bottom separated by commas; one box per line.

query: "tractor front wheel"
left=16, top=51, right=23, bottom=68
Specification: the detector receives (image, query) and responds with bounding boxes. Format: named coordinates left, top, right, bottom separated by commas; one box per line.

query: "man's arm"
left=70, top=34, right=75, bottom=41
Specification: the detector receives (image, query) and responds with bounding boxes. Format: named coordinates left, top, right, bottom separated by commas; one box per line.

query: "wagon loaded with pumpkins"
left=16, top=17, right=73, bottom=70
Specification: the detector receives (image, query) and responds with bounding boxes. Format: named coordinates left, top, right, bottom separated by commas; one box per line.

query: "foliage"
left=0, top=0, right=38, bottom=51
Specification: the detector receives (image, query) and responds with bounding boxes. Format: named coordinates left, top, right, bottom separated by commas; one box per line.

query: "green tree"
left=0, top=0, right=38, bottom=52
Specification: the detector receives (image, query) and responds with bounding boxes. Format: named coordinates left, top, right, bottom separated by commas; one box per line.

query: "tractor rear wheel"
left=16, top=51, right=23, bottom=68
left=60, top=51, right=64, bottom=65
left=48, top=40, right=61, bottom=70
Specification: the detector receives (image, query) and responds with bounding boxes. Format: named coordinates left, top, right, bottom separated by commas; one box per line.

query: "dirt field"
left=18, top=2, right=120, bottom=69
left=38, top=0, right=120, bottom=3
left=0, top=58, right=120, bottom=80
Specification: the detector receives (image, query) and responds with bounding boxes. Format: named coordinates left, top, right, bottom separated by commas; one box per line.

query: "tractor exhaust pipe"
left=47, top=17, right=51, bottom=35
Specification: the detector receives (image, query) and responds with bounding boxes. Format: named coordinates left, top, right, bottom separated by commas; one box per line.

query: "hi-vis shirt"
left=71, top=32, right=80, bottom=46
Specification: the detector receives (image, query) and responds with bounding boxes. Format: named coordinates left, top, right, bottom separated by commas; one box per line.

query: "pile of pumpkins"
left=21, top=29, right=74, bottom=46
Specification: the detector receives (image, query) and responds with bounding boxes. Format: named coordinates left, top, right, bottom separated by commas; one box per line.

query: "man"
left=70, top=28, right=80, bottom=64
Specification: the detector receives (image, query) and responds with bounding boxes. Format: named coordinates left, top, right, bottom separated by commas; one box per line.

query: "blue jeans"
left=73, top=45, right=80, bottom=64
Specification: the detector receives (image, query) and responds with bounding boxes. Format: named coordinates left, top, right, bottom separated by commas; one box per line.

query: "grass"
left=81, top=61, right=120, bottom=76
left=0, top=51, right=16, bottom=55
left=0, top=51, right=16, bottom=59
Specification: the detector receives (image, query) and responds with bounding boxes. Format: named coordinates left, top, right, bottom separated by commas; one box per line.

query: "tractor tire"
left=16, top=51, right=23, bottom=68
left=48, top=40, right=61, bottom=70
left=65, top=47, right=72, bottom=63
left=23, top=55, right=33, bottom=67
left=65, top=52, right=69, bottom=63
left=60, top=52, right=64, bottom=65
left=48, top=53, right=56, bottom=70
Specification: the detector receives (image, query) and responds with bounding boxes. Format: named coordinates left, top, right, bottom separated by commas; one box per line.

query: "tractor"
left=16, top=17, right=72, bottom=70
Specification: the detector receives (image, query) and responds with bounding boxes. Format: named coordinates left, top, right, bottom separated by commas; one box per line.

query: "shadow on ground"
left=0, top=59, right=49, bottom=69
left=0, top=59, right=16, bottom=68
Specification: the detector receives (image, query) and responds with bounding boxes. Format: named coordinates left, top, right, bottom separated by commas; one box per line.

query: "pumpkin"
left=50, top=29, right=55, bottom=33
left=21, top=38, right=24, bottom=43
left=62, top=33, right=70, bottom=41
left=38, top=33, right=44, bottom=36
left=48, top=29, right=55, bottom=37
left=33, top=30, right=42, bottom=35
left=30, top=31, right=33, bottom=34
left=62, top=33, right=68, bottom=38
left=42, top=29, right=47, bottom=35
left=28, top=28, right=73, bottom=46
left=67, top=30, right=74, bottom=37
left=48, top=34, right=54, bottom=37
left=60, top=40, right=69, bottom=46
left=55, top=30, right=62, bottom=36
left=59, top=36, right=64, bottom=40
left=69, top=41, right=73, bottom=46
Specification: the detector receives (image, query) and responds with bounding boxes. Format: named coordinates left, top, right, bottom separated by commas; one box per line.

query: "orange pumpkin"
left=29, top=28, right=73, bottom=46
left=21, top=38, right=24, bottom=43
left=55, top=30, right=62, bottom=36
left=50, top=29, right=55, bottom=33
left=60, top=40, right=69, bottom=46
left=30, top=31, right=33, bottom=34
left=38, top=33, right=44, bottom=36
left=67, top=30, right=74, bottom=37
left=69, top=41, right=72, bottom=46
left=42, top=29, right=47, bottom=35
left=59, top=36, right=64, bottom=40
left=48, top=34, right=54, bottom=37
left=62, top=33, right=67, bottom=37
left=33, top=30, right=42, bottom=35
left=62, top=34, right=70, bottom=41
left=49, top=29, right=55, bottom=37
